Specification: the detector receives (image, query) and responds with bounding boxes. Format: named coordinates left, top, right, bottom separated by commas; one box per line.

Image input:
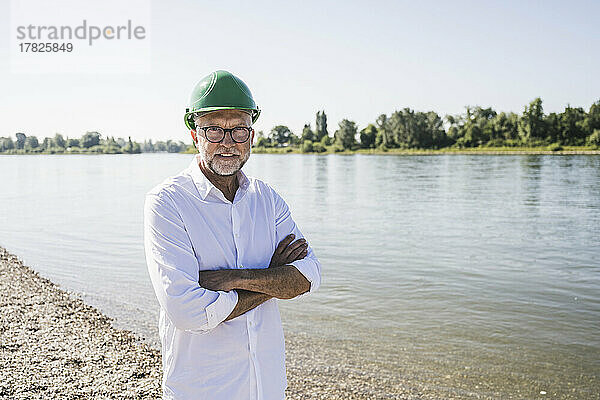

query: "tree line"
left=255, top=98, right=600, bottom=152
left=0, top=131, right=190, bottom=154
left=1, top=98, right=599, bottom=155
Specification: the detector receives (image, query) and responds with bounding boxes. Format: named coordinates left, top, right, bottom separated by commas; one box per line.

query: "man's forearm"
left=198, top=265, right=311, bottom=299
left=237, top=265, right=310, bottom=299
left=224, top=289, right=273, bottom=321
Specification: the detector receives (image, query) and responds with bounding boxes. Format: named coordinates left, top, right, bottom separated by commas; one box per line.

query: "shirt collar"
left=187, top=154, right=250, bottom=202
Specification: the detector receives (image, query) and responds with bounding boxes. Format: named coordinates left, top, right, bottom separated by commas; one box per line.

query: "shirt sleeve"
left=271, top=187, right=322, bottom=298
left=144, top=191, right=238, bottom=333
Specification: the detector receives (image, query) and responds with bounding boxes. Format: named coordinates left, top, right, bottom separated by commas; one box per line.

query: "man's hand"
left=198, top=269, right=238, bottom=292
left=269, top=234, right=308, bottom=268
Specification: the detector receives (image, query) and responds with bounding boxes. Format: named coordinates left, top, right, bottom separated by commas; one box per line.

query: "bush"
left=301, top=140, right=314, bottom=153
left=547, top=142, right=563, bottom=152
left=88, top=145, right=105, bottom=153
left=256, top=137, right=272, bottom=148
left=312, top=143, right=326, bottom=153
left=528, top=138, right=549, bottom=147
left=320, top=135, right=332, bottom=146
left=45, top=146, right=66, bottom=154
left=587, top=129, right=600, bottom=148
left=503, top=139, right=521, bottom=147
left=485, top=139, right=506, bottom=147
left=333, top=143, right=345, bottom=152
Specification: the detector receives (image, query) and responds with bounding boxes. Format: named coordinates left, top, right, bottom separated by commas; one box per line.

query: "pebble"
left=0, top=247, right=415, bottom=399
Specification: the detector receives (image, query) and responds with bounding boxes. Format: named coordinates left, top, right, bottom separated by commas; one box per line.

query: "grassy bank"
left=2, top=144, right=598, bottom=156
left=2, top=146, right=599, bottom=156
left=251, top=145, right=600, bottom=155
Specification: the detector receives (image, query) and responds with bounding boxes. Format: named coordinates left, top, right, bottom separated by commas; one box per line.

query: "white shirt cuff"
left=204, top=290, right=239, bottom=330
left=290, top=258, right=321, bottom=298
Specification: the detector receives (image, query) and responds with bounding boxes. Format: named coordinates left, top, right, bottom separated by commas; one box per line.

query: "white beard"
left=197, top=141, right=250, bottom=176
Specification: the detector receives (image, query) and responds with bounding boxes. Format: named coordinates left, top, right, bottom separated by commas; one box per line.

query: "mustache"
left=213, top=148, right=241, bottom=155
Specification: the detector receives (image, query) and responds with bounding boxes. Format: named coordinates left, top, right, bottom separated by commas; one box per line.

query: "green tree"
left=388, top=110, right=408, bottom=147
left=312, top=142, right=326, bottom=153
left=255, top=131, right=272, bottom=148
left=375, top=114, right=394, bottom=148
left=462, top=124, right=483, bottom=147
left=166, top=140, right=185, bottom=153
left=0, top=137, right=15, bottom=152
left=154, top=141, right=167, bottom=152
left=490, top=112, right=519, bottom=144
left=320, top=134, right=332, bottom=146
left=53, top=133, right=66, bottom=148
left=445, top=114, right=463, bottom=143
left=81, top=131, right=101, bottom=148
left=448, top=106, right=502, bottom=147
left=256, top=137, right=271, bottom=147
left=301, top=123, right=315, bottom=143
left=15, top=133, right=26, bottom=149
left=582, top=100, right=600, bottom=136
left=383, top=108, right=448, bottom=149
left=142, top=139, right=155, bottom=152
left=288, top=132, right=301, bottom=146
left=334, top=119, right=358, bottom=150
left=544, top=112, right=561, bottom=144
left=474, top=107, right=497, bottom=143
left=375, top=130, right=384, bottom=147
left=66, top=137, right=80, bottom=148
left=315, top=111, right=328, bottom=142
left=425, top=111, right=449, bottom=148
left=558, top=105, right=587, bottom=145
left=587, top=129, right=600, bottom=147
left=24, top=135, right=39, bottom=150
left=42, top=137, right=52, bottom=150
left=519, top=98, right=546, bottom=143
left=123, top=136, right=134, bottom=153
left=104, top=137, right=122, bottom=154
left=270, top=125, right=293, bottom=146
left=359, top=124, right=377, bottom=149
left=300, top=140, right=314, bottom=153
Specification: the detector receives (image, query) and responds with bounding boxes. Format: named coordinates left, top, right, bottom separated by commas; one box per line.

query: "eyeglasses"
left=197, top=126, right=253, bottom=143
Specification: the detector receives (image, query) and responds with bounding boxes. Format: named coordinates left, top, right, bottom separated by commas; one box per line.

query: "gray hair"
left=192, top=112, right=210, bottom=129
left=192, top=110, right=253, bottom=129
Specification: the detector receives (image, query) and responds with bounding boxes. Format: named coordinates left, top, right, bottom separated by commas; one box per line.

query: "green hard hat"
left=184, top=70, right=261, bottom=130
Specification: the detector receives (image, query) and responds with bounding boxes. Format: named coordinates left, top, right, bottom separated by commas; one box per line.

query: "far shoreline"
left=250, top=146, right=600, bottom=156
left=1, top=146, right=599, bottom=156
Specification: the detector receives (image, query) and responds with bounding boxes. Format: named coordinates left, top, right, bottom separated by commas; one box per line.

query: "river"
left=1, top=153, right=598, bottom=398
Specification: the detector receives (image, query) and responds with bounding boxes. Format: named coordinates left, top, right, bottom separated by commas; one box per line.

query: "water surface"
left=1, top=153, right=598, bottom=398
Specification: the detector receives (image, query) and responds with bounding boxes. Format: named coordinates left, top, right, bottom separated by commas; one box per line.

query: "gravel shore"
left=0, top=247, right=418, bottom=399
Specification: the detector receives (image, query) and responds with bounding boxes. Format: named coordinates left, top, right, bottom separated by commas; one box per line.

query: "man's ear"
left=250, top=129, right=255, bottom=146
left=190, top=130, right=197, bottom=144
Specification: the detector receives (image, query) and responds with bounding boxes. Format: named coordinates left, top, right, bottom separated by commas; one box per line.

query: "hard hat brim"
left=184, top=106, right=260, bottom=130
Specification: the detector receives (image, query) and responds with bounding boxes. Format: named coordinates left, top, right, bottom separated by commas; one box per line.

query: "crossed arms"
left=198, top=234, right=311, bottom=321
left=144, top=189, right=321, bottom=333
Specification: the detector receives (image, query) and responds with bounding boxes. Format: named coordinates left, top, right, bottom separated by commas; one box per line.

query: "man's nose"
left=221, top=131, right=236, bottom=146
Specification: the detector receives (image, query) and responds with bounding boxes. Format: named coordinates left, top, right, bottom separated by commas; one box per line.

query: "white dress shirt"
left=144, top=155, right=321, bottom=400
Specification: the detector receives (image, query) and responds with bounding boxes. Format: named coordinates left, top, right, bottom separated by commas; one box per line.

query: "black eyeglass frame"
left=197, top=126, right=253, bottom=143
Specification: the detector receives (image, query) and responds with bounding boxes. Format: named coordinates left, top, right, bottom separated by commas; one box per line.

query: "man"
left=144, top=70, right=322, bottom=400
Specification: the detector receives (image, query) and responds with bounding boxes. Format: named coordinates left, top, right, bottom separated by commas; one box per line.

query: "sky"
left=1, top=0, right=599, bottom=142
